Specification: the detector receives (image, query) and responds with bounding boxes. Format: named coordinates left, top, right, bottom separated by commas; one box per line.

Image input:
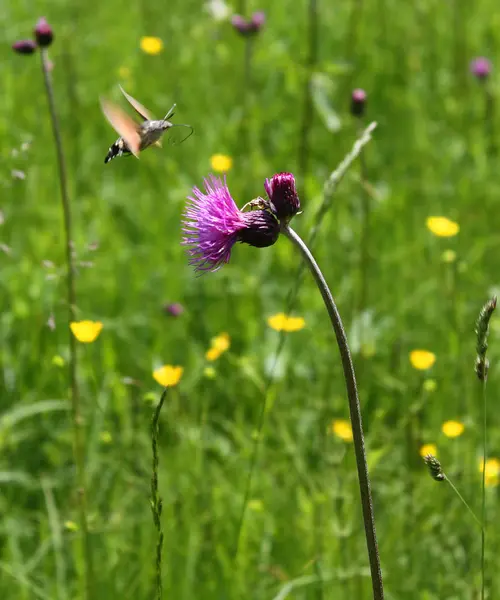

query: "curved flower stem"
left=283, top=224, right=384, bottom=600
left=40, top=48, right=93, bottom=598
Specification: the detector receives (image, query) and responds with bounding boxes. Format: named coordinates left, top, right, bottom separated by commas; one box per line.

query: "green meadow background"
left=2, top=0, right=500, bottom=598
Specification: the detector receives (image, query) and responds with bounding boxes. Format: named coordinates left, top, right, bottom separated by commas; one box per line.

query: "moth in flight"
left=101, top=85, right=193, bottom=164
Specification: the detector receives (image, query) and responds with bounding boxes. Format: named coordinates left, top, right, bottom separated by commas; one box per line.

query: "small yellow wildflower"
left=409, top=350, right=436, bottom=370
left=423, top=378, right=437, bottom=393
left=441, top=249, right=457, bottom=263
left=205, top=332, right=230, bottom=361
left=419, top=443, right=437, bottom=458
left=99, top=431, right=113, bottom=444
left=480, top=458, right=500, bottom=487
left=70, top=320, right=103, bottom=343
left=442, top=420, right=464, bottom=438
left=140, top=36, right=163, bottom=55
left=426, top=217, right=460, bottom=237
left=267, top=313, right=306, bottom=332
left=210, top=154, right=233, bottom=172
left=330, top=419, right=353, bottom=442
left=153, top=365, right=183, bottom=387
left=205, top=347, right=221, bottom=361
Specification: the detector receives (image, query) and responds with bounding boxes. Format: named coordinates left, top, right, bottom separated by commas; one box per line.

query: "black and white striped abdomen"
left=104, top=138, right=131, bottom=164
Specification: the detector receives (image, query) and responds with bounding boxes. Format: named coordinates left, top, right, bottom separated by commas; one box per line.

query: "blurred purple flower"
left=351, top=88, right=367, bottom=117
left=231, top=11, right=265, bottom=36
left=164, top=302, right=184, bottom=317
left=265, top=172, right=300, bottom=221
left=34, top=17, right=53, bottom=47
left=12, top=40, right=37, bottom=55
left=470, top=57, right=491, bottom=80
left=182, top=175, right=279, bottom=272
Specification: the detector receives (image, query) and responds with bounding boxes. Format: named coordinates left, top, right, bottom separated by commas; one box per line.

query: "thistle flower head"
left=12, top=40, right=37, bottom=55
left=163, top=302, right=184, bottom=317
left=34, top=17, right=53, bottom=47
left=264, top=172, right=300, bottom=222
left=470, top=57, right=491, bottom=80
left=351, top=88, right=367, bottom=117
left=182, top=175, right=279, bottom=272
left=231, top=11, right=265, bottom=36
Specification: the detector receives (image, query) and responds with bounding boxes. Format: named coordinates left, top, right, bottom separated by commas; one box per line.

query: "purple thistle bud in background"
left=34, top=17, right=54, bottom=47
left=163, top=302, right=184, bottom=317
left=265, top=172, right=300, bottom=222
left=12, top=40, right=37, bottom=55
left=351, top=88, right=367, bottom=117
left=231, top=11, right=265, bottom=36
left=470, top=57, right=491, bottom=80
left=182, top=175, right=279, bottom=272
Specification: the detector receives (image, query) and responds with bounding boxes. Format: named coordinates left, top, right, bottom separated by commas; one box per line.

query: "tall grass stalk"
left=151, top=388, right=168, bottom=600
left=298, top=0, right=318, bottom=184
left=283, top=224, right=384, bottom=600
left=39, top=46, right=92, bottom=598
left=474, top=297, right=496, bottom=600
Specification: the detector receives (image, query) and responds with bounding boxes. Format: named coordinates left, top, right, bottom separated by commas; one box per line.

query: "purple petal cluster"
left=351, top=88, right=367, bottom=117
left=12, top=16, right=53, bottom=55
left=183, top=176, right=279, bottom=272
left=470, top=57, right=491, bottom=80
left=231, top=11, right=265, bottom=36
left=265, top=172, right=300, bottom=221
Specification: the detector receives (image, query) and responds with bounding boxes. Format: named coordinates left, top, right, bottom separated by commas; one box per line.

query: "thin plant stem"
left=298, top=0, right=318, bottom=184
left=283, top=224, right=384, bottom=600
left=39, top=47, right=92, bottom=599
left=481, top=380, right=487, bottom=600
left=443, top=475, right=482, bottom=530
left=234, top=122, right=378, bottom=558
left=151, top=388, right=168, bottom=600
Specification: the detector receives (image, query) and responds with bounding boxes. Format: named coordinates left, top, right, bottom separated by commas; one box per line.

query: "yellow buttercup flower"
left=330, top=419, right=353, bottom=442
left=419, top=443, right=437, bottom=458
left=153, top=365, right=183, bottom=387
left=409, top=350, right=436, bottom=370
left=210, top=154, right=233, bottom=172
left=426, top=217, right=460, bottom=237
left=205, top=332, right=230, bottom=361
left=140, top=36, right=163, bottom=55
left=267, top=313, right=306, bottom=332
left=480, top=458, right=500, bottom=487
left=70, top=320, right=103, bottom=343
left=442, top=420, right=464, bottom=438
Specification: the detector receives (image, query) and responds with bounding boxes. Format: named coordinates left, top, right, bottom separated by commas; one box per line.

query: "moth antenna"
left=163, top=103, right=177, bottom=121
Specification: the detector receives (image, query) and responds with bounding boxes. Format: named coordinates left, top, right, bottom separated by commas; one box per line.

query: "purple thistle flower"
left=182, top=175, right=279, bottom=272
left=231, top=11, right=265, bottom=36
left=470, top=57, right=491, bottom=80
left=351, top=88, right=367, bottom=117
left=34, top=17, right=54, bottom=47
left=12, top=40, right=37, bottom=55
left=163, top=302, right=184, bottom=317
left=265, top=172, right=300, bottom=221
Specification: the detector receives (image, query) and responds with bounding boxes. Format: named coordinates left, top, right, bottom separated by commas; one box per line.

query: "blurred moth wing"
left=118, top=85, right=154, bottom=121
left=100, top=97, right=141, bottom=157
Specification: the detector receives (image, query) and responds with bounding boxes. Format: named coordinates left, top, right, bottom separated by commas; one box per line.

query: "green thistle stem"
left=283, top=225, right=384, bottom=600
left=39, top=47, right=92, bottom=599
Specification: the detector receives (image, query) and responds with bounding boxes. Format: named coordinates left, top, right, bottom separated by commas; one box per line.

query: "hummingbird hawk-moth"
left=100, top=86, right=192, bottom=164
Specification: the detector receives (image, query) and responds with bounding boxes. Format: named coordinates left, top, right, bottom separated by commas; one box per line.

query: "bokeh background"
left=2, top=1, right=500, bottom=598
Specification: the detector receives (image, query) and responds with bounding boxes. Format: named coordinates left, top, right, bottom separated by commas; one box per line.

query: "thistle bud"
left=351, top=88, right=367, bottom=117
left=34, top=17, right=53, bottom=47
left=237, top=210, right=279, bottom=248
left=470, top=57, right=491, bottom=81
left=12, top=40, right=37, bottom=55
left=264, top=172, right=301, bottom=222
